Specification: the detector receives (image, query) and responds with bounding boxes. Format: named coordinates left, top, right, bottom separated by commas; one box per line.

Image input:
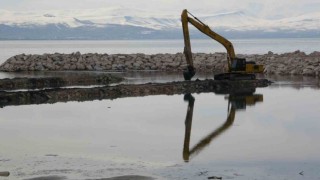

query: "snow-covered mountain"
left=0, top=7, right=319, bottom=39
left=0, top=7, right=181, bottom=29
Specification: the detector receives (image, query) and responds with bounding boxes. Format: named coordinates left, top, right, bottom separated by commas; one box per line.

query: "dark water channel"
left=0, top=72, right=320, bottom=180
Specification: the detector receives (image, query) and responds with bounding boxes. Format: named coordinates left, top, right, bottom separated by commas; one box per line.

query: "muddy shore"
left=0, top=51, right=319, bottom=76
left=0, top=79, right=270, bottom=107
left=0, top=74, right=123, bottom=91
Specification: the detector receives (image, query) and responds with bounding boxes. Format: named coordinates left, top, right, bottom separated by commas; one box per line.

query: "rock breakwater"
left=0, top=51, right=319, bottom=76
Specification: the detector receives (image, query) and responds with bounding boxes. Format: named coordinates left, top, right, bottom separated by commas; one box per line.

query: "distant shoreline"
left=1, top=37, right=320, bottom=41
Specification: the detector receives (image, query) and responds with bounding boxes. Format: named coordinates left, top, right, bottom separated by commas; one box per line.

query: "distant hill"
left=0, top=7, right=319, bottom=40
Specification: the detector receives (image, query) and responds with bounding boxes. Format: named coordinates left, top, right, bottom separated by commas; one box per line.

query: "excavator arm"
left=181, top=9, right=264, bottom=80
left=181, top=9, right=235, bottom=80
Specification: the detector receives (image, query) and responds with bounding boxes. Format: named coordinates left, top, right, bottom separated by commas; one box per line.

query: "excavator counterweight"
left=181, top=9, right=264, bottom=80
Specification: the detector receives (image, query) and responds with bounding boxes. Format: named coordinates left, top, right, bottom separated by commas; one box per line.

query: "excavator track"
left=214, top=73, right=256, bottom=80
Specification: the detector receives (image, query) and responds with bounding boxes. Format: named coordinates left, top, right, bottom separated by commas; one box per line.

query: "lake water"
left=0, top=40, right=320, bottom=180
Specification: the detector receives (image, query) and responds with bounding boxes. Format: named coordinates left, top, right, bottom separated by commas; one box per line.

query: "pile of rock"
left=0, top=52, right=189, bottom=72
left=0, top=51, right=319, bottom=76
left=247, top=51, right=320, bottom=76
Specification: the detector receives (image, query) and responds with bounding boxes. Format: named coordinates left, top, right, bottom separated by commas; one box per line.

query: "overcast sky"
left=1, top=0, right=319, bottom=19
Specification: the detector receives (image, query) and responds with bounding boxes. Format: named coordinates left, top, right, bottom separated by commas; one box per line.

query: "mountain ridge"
left=0, top=7, right=319, bottom=39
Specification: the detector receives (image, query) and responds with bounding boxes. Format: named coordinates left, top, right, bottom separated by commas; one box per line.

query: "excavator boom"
left=182, top=10, right=235, bottom=69
left=181, top=9, right=264, bottom=80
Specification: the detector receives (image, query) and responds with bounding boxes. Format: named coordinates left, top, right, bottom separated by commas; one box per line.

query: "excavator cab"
left=231, top=58, right=246, bottom=71
left=231, top=58, right=264, bottom=73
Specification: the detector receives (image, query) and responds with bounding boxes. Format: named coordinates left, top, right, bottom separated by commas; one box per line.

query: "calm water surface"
left=0, top=72, right=320, bottom=180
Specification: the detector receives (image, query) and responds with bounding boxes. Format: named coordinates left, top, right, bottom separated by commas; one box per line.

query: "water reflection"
left=183, top=88, right=263, bottom=162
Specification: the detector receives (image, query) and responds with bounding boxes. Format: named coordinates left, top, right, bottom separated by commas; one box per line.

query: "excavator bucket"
left=183, top=65, right=196, bottom=80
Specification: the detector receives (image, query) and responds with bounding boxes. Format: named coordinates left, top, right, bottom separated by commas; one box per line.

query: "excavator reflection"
left=183, top=89, right=263, bottom=162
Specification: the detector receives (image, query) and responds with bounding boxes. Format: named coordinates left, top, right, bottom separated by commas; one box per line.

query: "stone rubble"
left=0, top=51, right=319, bottom=76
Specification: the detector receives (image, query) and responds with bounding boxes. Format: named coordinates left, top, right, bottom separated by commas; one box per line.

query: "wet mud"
left=24, top=175, right=154, bottom=180
left=24, top=176, right=67, bottom=180
left=0, top=79, right=270, bottom=107
left=0, top=74, right=123, bottom=90
left=90, top=175, right=155, bottom=180
left=0, top=171, right=10, bottom=177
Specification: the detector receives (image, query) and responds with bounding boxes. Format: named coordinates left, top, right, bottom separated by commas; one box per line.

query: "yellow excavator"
left=183, top=89, right=263, bottom=162
left=181, top=9, right=264, bottom=80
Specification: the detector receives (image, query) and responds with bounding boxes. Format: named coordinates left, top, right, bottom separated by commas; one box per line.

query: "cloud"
left=0, top=0, right=319, bottom=19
